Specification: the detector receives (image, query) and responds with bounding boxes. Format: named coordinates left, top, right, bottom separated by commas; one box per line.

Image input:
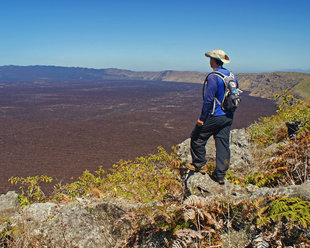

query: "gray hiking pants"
left=190, top=114, right=233, bottom=180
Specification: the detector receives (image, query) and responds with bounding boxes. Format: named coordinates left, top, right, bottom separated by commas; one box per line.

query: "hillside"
left=103, top=70, right=310, bottom=100
left=237, top=72, right=310, bottom=99
left=1, top=65, right=309, bottom=99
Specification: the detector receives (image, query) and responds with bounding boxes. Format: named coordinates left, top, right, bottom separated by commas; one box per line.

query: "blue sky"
left=0, top=0, right=309, bottom=73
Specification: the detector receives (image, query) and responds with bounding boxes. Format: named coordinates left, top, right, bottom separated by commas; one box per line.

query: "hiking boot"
left=210, top=173, right=225, bottom=185
left=218, top=179, right=225, bottom=185
left=186, top=163, right=209, bottom=174
left=186, top=163, right=199, bottom=172
left=199, top=164, right=209, bottom=174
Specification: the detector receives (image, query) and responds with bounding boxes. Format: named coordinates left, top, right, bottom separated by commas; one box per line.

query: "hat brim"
left=205, top=52, right=230, bottom=64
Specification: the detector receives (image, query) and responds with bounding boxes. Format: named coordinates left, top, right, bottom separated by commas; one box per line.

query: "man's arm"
left=198, top=74, right=218, bottom=125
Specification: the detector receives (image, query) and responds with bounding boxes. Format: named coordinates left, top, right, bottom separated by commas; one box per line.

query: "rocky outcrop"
left=184, top=170, right=310, bottom=202
left=178, top=128, right=253, bottom=171
left=179, top=128, right=310, bottom=202
left=6, top=198, right=158, bottom=248
left=1, top=181, right=309, bottom=247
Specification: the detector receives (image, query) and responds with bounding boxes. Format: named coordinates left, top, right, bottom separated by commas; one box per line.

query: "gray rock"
left=0, top=191, right=20, bottom=219
left=185, top=172, right=310, bottom=202
left=177, top=138, right=191, bottom=164
left=177, top=128, right=253, bottom=170
left=247, top=182, right=310, bottom=201
left=10, top=198, right=158, bottom=248
left=230, top=129, right=253, bottom=169
left=290, top=183, right=310, bottom=201
left=184, top=171, right=250, bottom=200
left=11, top=202, right=58, bottom=231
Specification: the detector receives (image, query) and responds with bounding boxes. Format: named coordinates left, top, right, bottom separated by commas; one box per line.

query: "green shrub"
left=249, top=89, right=310, bottom=147
left=9, top=175, right=53, bottom=207
left=53, top=167, right=106, bottom=200
left=53, top=146, right=182, bottom=203
left=98, top=146, right=182, bottom=202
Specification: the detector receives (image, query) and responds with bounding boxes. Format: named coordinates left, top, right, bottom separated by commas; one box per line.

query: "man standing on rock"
left=190, top=49, right=239, bottom=185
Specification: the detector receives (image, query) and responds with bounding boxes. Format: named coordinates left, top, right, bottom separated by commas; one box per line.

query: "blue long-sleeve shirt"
left=199, top=67, right=238, bottom=122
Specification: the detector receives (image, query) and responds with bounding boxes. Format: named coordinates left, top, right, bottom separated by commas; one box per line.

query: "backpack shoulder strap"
left=202, top=71, right=228, bottom=100
left=209, top=71, right=226, bottom=78
left=213, top=71, right=235, bottom=82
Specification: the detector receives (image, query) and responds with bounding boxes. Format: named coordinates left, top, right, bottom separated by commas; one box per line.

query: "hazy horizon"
left=0, top=64, right=309, bottom=75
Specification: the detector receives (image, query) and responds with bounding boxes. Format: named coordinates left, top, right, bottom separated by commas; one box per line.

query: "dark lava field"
left=0, top=80, right=277, bottom=193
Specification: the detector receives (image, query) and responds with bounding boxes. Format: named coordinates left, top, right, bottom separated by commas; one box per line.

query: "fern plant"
left=258, top=197, right=310, bottom=228
left=249, top=130, right=310, bottom=187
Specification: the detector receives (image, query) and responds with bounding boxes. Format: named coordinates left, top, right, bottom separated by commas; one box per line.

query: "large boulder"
left=10, top=198, right=158, bottom=248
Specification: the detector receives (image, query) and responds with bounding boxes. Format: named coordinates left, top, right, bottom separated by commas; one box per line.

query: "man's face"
left=210, top=58, right=216, bottom=69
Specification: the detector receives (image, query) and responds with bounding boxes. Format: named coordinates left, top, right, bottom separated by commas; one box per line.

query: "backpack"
left=202, top=71, right=242, bottom=112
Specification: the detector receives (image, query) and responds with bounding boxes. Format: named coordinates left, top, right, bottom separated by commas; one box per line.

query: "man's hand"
left=197, top=119, right=204, bottom=126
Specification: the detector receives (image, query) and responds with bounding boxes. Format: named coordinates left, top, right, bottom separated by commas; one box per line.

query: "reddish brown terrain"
left=0, top=80, right=277, bottom=193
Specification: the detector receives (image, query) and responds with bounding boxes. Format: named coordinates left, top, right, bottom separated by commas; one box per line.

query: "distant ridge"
left=0, top=65, right=309, bottom=99
left=0, top=65, right=206, bottom=83
left=282, top=68, right=310, bottom=74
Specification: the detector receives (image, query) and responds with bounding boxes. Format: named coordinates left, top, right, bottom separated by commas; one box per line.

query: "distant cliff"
left=0, top=65, right=310, bottom=99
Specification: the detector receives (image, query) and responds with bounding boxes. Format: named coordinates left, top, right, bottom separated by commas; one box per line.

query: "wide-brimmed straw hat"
left=205, top=49, right=230, bottom=63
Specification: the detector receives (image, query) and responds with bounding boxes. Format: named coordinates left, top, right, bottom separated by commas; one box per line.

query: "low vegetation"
left=248, top=89, right=310, bottom=147
left=2, top=90, right=310, bottom=247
